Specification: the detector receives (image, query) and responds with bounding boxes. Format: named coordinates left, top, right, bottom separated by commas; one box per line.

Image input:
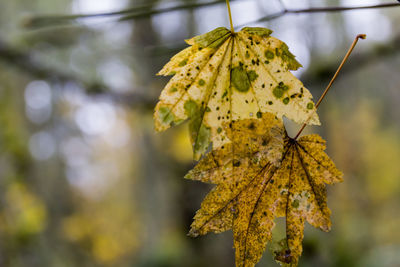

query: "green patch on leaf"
left=247, top=70, right=259, bottom=82
left=277, top=43, right=302, bottom=70
left=273, top=82, right=289, bottom=99
left=184, top=100, right=199, bottom=117
left=179, top=59, right=188, bottom=67
left=273, top=86, right=284, bottom=98
left=231, top=66, right=250, bottom=92
left=192, top=27, right=231, bottom=48
left=283, top=97, right=290, bottom=105
left=265, top=50, right=275, bottom=60
left=158, top=106, right=175, bottom=126
left=242, top=27, right=273, bottom=37
left=192, top=124, right=211, bottom=160
left=307, top=102, right=314, bottom=110
left=198, top=79, right=206, bottom=86
left=184, top=100, right=211, bottom=160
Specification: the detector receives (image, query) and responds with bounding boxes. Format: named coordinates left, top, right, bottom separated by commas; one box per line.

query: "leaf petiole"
left=226, top=0, right=235, bottom=33
left=293, top=33, right=366, bottom=140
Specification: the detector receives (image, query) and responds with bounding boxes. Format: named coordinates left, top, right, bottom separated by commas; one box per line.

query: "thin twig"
left=26, top=1, right=400, bottom=29
left=25, top=0, right=243, bottom=28
left=293, top=34, right=366, bottom=140
left=236, top=2, right=400, bottom=27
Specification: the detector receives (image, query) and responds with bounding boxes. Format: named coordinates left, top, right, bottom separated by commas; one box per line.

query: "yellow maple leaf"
left=155, top=27, right=320, bottom=160
left=185, top=115, right=342, bottom=267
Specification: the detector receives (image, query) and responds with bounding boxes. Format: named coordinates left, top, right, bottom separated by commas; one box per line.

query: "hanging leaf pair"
left=154, top=26, right=347, bottom=267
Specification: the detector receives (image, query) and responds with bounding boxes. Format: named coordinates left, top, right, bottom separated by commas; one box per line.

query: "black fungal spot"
left=248, top=122, right=255, bottom=130
left=233, top=160, right=241, bottom=167
left=262, top=139, right=268, bottom=146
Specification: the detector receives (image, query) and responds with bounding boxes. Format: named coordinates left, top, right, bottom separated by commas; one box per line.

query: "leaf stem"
left=226, top=0, right=235, bottom=33
left=293, top=33, right=366, bottom=140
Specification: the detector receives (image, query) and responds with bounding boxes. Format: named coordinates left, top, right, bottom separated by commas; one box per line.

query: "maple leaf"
left=185, top=115, right=342, bottom=267
left=155, top=27, right=320, bottom=159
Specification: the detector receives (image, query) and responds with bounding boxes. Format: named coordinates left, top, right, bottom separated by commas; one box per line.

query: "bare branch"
left=24, top=0, right=244, bottom=28
left=25, top=1, right=400, bottom=29
left=238, top=2, right=400, bottom=27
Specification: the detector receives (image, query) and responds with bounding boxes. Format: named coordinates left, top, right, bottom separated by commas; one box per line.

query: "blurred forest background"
left=0, top=0, right=399, bottom=266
